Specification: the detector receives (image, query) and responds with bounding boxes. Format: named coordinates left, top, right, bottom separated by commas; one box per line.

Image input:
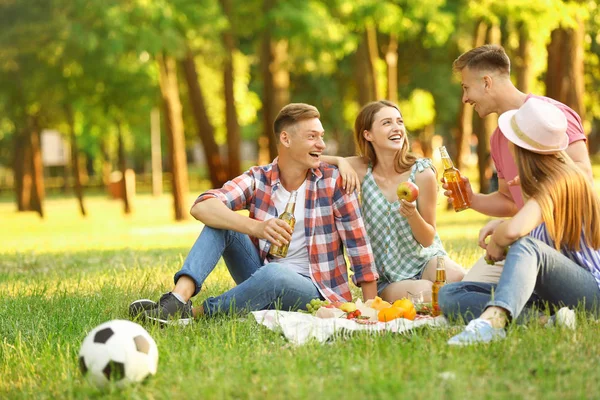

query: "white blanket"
left=252, top=310, right=448, bottom=345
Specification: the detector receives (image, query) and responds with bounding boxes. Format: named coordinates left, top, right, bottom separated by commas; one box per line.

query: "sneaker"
left=143, top=292, right=194, bottom=326
left=546, top=307, right=576, bottom=330
left=129, top=299, right=157, bottom=319
left=448, top=318, right=506, bottom=346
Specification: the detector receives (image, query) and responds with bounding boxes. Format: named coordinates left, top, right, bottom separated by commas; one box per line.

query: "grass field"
left=1, top=191, right=599, bottom=399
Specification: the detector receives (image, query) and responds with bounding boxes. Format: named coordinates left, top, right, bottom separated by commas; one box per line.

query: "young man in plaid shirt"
left=130, top=103, right=378, bottom=326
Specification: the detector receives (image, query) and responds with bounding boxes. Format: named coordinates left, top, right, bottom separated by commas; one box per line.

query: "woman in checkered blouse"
left=322, top=100, right=465, bottom=303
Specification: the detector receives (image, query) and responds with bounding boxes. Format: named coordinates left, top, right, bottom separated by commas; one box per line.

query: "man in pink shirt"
left=444, top=44, right=593, bottom=283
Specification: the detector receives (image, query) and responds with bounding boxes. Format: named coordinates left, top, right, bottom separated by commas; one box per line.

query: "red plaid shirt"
left=194, top=158, right=378, bottom=302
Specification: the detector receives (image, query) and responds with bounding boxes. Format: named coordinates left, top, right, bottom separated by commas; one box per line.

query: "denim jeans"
left=174, top=227, right=321, bottom=316
left=439, top=236, right=600, bottom=322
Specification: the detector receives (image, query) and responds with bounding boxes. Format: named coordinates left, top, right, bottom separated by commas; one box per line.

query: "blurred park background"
left=1, top=0, right=599, bottom=221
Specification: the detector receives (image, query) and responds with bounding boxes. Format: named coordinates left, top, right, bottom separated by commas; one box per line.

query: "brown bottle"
left=431, top=256, right=446, bottom=317
left=268, top=190, right=297, bottom=258
left=439, top=146, right=470, bottom=212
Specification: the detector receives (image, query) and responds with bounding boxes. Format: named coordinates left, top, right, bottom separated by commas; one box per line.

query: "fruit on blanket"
left=403, top=307, right=417, bottom=321
left=392, top=298, right=414, bottom=311
left=315, top=307, right=336, bottom=319
left=396, top=181, right=419, bottom=202
left=339, top=302, right=357, bottom=313
left=346, top=310, right=362, bottom=319
left=366, top=296, right=393, bottom=311
left=306, top=299, right=330, bottom=314
left=378, top=307, right=404, bottom=322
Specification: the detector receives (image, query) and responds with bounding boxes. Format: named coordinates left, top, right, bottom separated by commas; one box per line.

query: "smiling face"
left=281, top=117, right=326, bottom=170
left=460, top=67, right=497, bottom=118
left=363, top=106, right=405, bottom=153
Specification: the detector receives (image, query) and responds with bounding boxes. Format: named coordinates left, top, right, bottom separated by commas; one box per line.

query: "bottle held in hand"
left=439, top=146, right=470, bottom=212
left=431, top=256, right=447, bottom=317
left=268, top=190, right=297, bottom=258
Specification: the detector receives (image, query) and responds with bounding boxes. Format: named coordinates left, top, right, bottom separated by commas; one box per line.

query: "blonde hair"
left=515, top=146, right=600, bottom=250
left=354, top=100, right=417, bottom=173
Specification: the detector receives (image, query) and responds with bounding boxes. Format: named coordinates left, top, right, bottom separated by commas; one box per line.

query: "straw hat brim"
left=498, top=109, right=569, bottom=154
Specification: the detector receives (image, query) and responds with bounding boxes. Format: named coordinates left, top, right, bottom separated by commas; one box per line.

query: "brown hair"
left=453, top=44, right=510, bottom=75
left=515, top=147, right=600, bottom=250
left=354, top=100, right=417, bottom=173
left=273, top=103, right=320, bottom=139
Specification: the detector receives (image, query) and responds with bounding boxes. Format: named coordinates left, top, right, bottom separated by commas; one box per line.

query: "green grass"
left=1, top=193, right=599, bottom=399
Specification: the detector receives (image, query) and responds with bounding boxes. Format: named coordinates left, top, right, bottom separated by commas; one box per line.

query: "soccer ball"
left=78, top=320, right=158, bottom=388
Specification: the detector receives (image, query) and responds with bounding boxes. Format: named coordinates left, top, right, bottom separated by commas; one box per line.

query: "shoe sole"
left=129, top=299, right=157, bottom=318
left=144, top=315, right=193, bottom=327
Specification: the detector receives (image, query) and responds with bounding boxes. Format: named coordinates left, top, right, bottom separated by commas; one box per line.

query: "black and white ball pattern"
left=78, top=320, right=158, bottom=388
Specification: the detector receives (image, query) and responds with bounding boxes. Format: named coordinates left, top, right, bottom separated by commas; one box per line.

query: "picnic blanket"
left=251, top=310, right=448, bottom=345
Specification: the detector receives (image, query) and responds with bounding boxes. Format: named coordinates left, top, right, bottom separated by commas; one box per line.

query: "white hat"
left=497, top=98, right=568, bottom=154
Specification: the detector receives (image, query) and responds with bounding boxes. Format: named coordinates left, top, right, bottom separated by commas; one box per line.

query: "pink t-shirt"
left=490, top=94, right=586, bottom=208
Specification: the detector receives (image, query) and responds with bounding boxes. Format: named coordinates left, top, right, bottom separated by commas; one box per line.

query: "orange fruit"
left=403, top=307, right=417, bottom=321
left=378, top=307, right=404, bottom=322
left=393, top=298, right=414, bottom=311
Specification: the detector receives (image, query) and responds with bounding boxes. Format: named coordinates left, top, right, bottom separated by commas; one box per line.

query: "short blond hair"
left=274, top=103, right=320, bottom=138
left=453, top=44, right=510, bottom=75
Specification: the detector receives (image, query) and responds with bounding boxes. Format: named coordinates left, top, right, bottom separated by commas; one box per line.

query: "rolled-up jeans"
left=439, top=236, right=600, bottom=322
left=174, top=227, right=321, bottom=316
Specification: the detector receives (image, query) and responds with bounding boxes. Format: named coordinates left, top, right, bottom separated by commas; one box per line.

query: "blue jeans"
left=174, top=227, right=321, bottom=316
left=439, top=237, right=600, bottom=322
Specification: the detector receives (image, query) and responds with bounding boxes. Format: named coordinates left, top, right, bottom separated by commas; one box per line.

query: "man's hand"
left=252, top=218, right=293, bottom=247
left=441, top=176, right=474, bottom=205
left=338, top=158, right=361, bottom=195
left=478, top=219, right=505, bottom=250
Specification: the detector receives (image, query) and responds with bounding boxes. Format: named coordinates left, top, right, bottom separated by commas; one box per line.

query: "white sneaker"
left=546, top=307, right=576, bottom=330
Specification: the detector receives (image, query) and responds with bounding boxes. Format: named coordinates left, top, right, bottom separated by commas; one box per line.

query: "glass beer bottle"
left=268, top=190, right=297, bottom=258
left=431, top=256, right=447, bottom=317
left=439, top=146, right=470, bottom=212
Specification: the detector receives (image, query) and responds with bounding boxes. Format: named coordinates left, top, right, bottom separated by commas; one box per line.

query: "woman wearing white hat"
left=440, top=98, right=600, bottom=345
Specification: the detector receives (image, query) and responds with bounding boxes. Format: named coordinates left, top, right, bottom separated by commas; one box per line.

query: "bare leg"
left=479, top=306, right=509, bottom=329
left=172, top=276, right=196, bottom=302
left=380, top=280, right=433, bottom=303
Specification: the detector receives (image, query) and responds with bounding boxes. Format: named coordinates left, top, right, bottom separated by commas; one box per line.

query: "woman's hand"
left=338, top=158, right=361, bottom=195
left=398, top=199, right=417, bottom=219
left=485, top=237, right=507, bottom=263
left=478, top=219, right=505, bottom=250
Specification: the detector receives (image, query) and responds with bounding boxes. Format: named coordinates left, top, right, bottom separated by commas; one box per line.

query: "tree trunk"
left=100, top=139, right=112, bottom=187
left=419, top=125, right=434, bottom=158
left=515, top=23, right=531, bottom=93
left=220, top=0, right=241, bottom=178
left=13, top=129, right=27, bottom=211
left=180, top=49, right=228, bottom=188
left=29, top=117, right=44, bottom=218
left=474, top=24, right=501, bottom=194
left=116, top=120, right=131, bottom=215
left=454, top=20, right=487, bottom=171
left=65, top=104, right=86, bottom=216
left=150, top=107, right=163, bottom=197
left=545, top=17, right=585, bottom=121
left=260, top=6, right=290, bottom=162
left=355, top=23, right=379, bottom=106
left=158, top=53, right=189, bottom=221
left=385, top=33, right=398, bottom=103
